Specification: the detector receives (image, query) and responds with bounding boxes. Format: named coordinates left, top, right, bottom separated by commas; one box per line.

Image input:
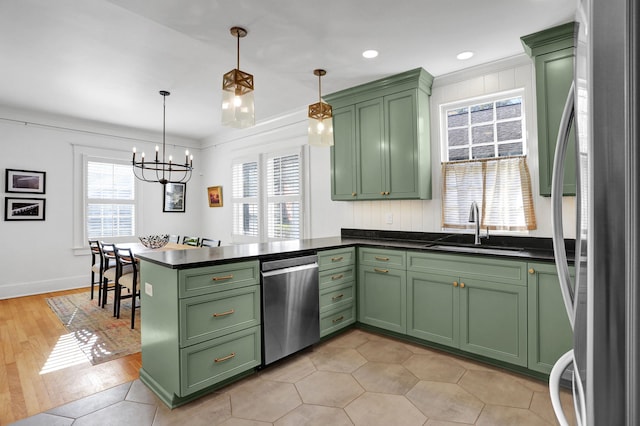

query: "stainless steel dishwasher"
left=261, top=254, right=319, bottom=366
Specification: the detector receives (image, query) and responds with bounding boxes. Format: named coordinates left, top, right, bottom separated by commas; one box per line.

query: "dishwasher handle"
left=262, top=262, right=318, bottom=278
left=261, top=254, right=318, bottom=273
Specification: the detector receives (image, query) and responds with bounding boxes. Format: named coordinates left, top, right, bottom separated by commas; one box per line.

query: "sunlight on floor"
left=40, top=332, right=90, bottom=374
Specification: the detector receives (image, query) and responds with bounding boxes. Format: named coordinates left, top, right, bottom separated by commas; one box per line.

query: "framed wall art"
left=163, top=182, right=186, bottom=212
left=4, top=197, right=46, bottom=221
left=5, top=169, right=46, bottom=194
left=207, top=186, right=223, bottom=207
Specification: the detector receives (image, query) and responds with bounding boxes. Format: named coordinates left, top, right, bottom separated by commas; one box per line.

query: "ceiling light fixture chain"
left=132, top=90, right=193, bottom=185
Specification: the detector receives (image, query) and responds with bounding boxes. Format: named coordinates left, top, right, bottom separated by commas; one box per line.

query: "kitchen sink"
left=425, top=243, right=525, bottom=256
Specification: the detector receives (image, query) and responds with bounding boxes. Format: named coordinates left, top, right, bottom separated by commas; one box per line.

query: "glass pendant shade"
left=308, top=102, right=334, bottom=146
left=308, top=69, right=334, bottom=146
left=222, top=27, right=255, bottom=128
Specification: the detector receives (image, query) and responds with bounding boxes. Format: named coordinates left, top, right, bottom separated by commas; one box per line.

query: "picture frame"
left=207, top=186, right=223, bottom=207
left=163, top=182, right=186, bottom=212
left=5, top=197, right=46, bottom=221
left=5, top=169, right=46, bottom=194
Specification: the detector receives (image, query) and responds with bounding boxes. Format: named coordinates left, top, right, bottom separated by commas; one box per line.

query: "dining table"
left=116, top=241, right=200, bottom=256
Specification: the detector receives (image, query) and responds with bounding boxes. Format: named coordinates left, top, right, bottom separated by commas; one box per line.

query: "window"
left=86, top=160, right=136, bottom=239
left=232, top=149, right=303, bottom=242
left=440, top=90, right=536, bottom=231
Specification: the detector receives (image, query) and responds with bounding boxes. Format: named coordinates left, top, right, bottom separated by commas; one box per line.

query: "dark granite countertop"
left=136, top=228, right=572, bottom=269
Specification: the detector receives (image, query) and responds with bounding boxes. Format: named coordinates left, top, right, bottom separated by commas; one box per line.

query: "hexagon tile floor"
left=11, top=329, right=576, bottom=426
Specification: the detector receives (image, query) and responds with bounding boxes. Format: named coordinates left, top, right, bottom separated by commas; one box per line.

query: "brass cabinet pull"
left=331, top=256, right=344, bottom=262
left=385, top=191, right=390, bottom=195
left=332, top=294, right=344, bottom=301
left=212, top=274, right=233, bottom=281
left=212, top=309, right=235, bottom=318
left=214, top=352, right=236, bottom=363
left=374, top=268, right=389, bottom=273
left=528, top=268, right=535, bottom=274
left=460, top=282, right=466, bottom=288
left=453, top=281, right=458, bottom=287
left=380, top=191, right=385, bottom=195
left=332, top=315, right=345, bottom=323
left=352, top=192, right=357, bottom=197
left=331, top=274, right=344, bottom=280
left=374, top=256, right=389, bottom=261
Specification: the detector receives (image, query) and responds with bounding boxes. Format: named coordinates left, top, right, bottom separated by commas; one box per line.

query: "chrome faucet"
left=468, top=201, right=487, bottom=245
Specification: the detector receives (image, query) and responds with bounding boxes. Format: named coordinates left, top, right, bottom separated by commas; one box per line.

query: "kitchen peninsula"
left=136, top=229, right=572, bottom=408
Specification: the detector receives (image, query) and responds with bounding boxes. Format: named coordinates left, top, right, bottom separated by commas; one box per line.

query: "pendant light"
left=221, top=26, right=255, bottom=128
left=132, top=90, right=193, bottom=185
left=308, top=69, right=334, bottom=146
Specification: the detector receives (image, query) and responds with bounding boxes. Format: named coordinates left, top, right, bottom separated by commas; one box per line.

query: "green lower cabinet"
left=459, top=277, right=528, bottom=367
left=358, top=264, right=406, bottom=333
left=407, top=271, right=459, bottom=347
left=320, top=304, right=356, bottom=337
left=527, top=262, right=574, bottom=373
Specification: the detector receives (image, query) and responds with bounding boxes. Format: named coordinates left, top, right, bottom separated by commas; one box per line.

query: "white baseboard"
left=0, top=275, right=90, bottom=299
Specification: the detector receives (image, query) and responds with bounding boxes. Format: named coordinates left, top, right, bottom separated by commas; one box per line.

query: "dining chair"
left=88, top=240, right=102, bottom=301
left=200, top=238, right=221, bottom=247
left=169, top=234, right=180, bottom=244
left=99, top=242, right=118, bottom=311
left=114, top=247, right=140, bottom=329
left=182, top=236, right=200, bottom=246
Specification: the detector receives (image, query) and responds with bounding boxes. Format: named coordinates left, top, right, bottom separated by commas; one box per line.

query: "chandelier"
left=132, top=91, right=193, bottom=185
left=221, top=26, right=255, bottom=128
left=308, top=69, right=334, bottom=146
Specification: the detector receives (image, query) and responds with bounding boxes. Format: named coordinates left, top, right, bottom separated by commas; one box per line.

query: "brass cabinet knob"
left=380, top=191, right=385, bottom=195
left=453, top=281, right=458, bottom=287
left=460, top=282, right=465, bottom=288
left=528, top=268, right=535, bottom=274
left=352, top=192, right=357, bottom=196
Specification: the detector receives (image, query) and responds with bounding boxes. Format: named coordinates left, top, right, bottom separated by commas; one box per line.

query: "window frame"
left=231, top=147, right=305, bottom=243
left=440, top=88, right=527, bottom=162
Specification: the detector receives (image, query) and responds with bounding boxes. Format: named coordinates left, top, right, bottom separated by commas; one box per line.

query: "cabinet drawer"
left=320, top=282, right=354, bottom=312
left=319, top=265, right=355, bottom=289
left=318, top=247, right=355, bottom=270
left=180, top=326, right=261, bottom=396
left=359, top=247, right=406, bottom=269
left=320, top=304, right=355, bottom=337
left=407, top=251, right=526, bottom=286
left=179, top=261, right=259, bottom=298
left=179, top=285, right=260, bottom=347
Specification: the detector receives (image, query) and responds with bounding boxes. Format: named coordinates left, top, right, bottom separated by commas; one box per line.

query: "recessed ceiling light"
left=362, top=50, right=379, bottom=59
left=456, top=51, right=474, bottom=60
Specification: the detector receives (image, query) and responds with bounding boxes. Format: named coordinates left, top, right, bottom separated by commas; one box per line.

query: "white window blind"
left=266, top=153, right=301, bottom=240
left=86, top=160, right=136, bottom=238
left=232, top=160, right=259, bottom=237
left=231, top=149, right=304, bottom=243
left=440, top=90, right=536, bottom=231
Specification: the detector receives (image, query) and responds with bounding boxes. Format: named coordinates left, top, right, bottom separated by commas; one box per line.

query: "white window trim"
left=72, top=144, right=141, bottom=254
left=231, top=154, right=261, bottom=244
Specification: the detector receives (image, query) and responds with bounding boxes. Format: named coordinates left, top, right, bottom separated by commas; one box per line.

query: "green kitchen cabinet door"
left=358, top=265, right=406, bottom=333
left=384, top=90, right=420, bottom=199
left=356, top=98, right=386, bottom=199
left=527, top=262, right=574, bottom=374
left=459, top=278, right=528, bottom=367
left=407, top=271, right=459, bottom=348
left=521, top=22, right=577, bottom=196
left=331, top=106, right=358, bottom=200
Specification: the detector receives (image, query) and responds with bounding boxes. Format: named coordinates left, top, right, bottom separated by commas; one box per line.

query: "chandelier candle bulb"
left=132, top=147, right=136, bottom=162
left=155, top=145, right=159, bottom=162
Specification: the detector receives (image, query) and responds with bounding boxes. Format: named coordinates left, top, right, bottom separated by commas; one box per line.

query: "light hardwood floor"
left=0, top=288, right=141, bottom=425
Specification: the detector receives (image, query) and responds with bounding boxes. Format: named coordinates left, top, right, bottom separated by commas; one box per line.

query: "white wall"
left=0, top=107, right=201, bottom=298
left=201, top=55, right=576, bottom=242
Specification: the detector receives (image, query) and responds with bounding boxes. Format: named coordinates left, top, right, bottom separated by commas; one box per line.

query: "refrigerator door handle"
left=549, top=350, right=576, bottom=426
left=550, top=81, right=576, bottom=329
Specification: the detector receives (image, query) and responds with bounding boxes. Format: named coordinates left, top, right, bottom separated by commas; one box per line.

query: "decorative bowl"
left=139, top=234, right=170, bottom=249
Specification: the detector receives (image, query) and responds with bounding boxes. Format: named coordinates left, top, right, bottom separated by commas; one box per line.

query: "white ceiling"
left=0, top=0, right=576, bottom=141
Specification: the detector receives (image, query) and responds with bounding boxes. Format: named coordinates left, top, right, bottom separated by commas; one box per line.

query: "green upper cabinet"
left=325, top=68, right=433, bottom=201
left=521, top=22, right=577, bottom=196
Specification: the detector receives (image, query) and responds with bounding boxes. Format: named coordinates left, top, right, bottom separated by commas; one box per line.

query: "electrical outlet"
left=145, top=282, right=153, bottom=297
left=386, top=213, right=393, bottom=224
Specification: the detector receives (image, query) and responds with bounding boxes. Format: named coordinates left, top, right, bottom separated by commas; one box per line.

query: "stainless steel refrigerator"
left=549, top=0, right=640, bottom=424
